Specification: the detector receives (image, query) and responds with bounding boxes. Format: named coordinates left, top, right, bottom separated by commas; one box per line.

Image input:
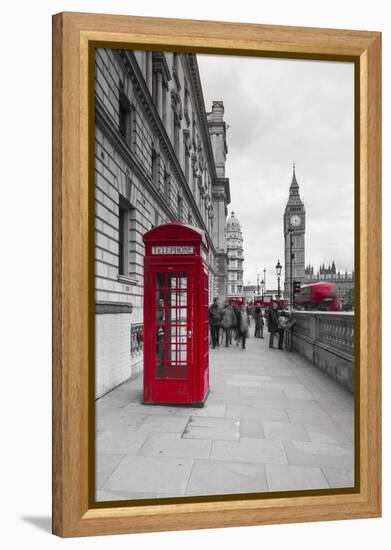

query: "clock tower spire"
left=284, top=164, right=306, bottom=304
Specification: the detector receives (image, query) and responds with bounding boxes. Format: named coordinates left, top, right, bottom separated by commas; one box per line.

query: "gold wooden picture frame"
left=52, top=11, right=381, bottom=537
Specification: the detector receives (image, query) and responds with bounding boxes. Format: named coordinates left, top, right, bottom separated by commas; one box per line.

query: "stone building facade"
left=226, top=212, right=244, bottom=298
left=94, top=49, right=230, bottom=398
left=284, top=165, right=306, bottom=303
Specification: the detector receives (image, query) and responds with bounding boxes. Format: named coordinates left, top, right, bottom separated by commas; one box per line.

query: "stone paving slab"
left=207, top=392, right=251, bottom=406
left=210, top=437, right=288, bottom=465
left=265, top=464, right=329, bottom=491
left=250, top=396, right=327, bottom=412
left=95, top=331, right=355, bottom=500
left=263, top=421, right=310, bottom=442
left=283, top=440, right=354, bottom=469
left=183, top=416, right=240, bottom=441
left=121, top=403, right=179, bottom=416
left=322, top=467, right=354, bottom=488
left=226, top=405, right=289, bottom=422
left=239, top=419, right=266, bottom=439
left=175, top=404, right=226, bottom=417
left=185, top=459, right=268, bottom=496
left=96, top=453, right=125, bottom=489
left=139, top=432, right=212, bottom=459
left=97, top=429, right=149, bottom=455
left=96, top=410, right=146, bottom=430
left=137, top=415, right=189, bottom=433
left=102, top=455, right=194, bottom=495
left=303, top=423, right=351, bottom=445
left=239, top=387, right=286, bottom=398
left=286, top=408, right=339, bottom=425
left=336, top=421, right=354, bottom=442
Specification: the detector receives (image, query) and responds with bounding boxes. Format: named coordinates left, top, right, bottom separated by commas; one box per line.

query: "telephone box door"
left=148, top=266, right=194, bottom=404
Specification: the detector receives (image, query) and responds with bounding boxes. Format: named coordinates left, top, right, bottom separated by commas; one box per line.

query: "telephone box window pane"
left=168, top=274, right=177, bottom=289
left=178, top=272, right=187, bottom=289
left=178, top=346, right=187, bottom=362
left=178, top=292, right=187, bottom=306
left=178, top=311, right=187, bottom=323
left=156, top=272, right=166, bottom=289
left=156, top=301, right=165, bottom=325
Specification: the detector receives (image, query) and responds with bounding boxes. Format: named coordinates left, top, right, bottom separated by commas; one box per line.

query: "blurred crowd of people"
left=209, top=299, right=293, bottom=351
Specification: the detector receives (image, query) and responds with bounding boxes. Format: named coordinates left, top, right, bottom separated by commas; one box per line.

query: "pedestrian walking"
left=209, top=298, right=221, bottom=349
left=254, top=304, right=265, bottom=338
left=238, top=304, right=249, bottom=349
left=267, top=302, right=284, bottom=349
left=221, top=300, right=236, bottom=347
left=232, top=305, right=241, bottom=345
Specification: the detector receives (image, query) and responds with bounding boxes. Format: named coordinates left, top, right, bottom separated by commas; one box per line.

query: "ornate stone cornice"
left=184, top=55, right=231, bottom=207
left=152, top=51, right=171, bottom=84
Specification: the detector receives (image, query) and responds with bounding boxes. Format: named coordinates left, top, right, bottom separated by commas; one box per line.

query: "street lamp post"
left=288, top=226, right=294, bottom=309
left=263, top=268, right=266, bottom=293
left=257, top=273, right=260, bottom=296
left=261, top=279, right=265, bottom=301
left=276, top=259, right=282, bottom=299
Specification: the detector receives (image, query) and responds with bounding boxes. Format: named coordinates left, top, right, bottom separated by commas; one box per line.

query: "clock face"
left=290, top=215, right=301, bottom=227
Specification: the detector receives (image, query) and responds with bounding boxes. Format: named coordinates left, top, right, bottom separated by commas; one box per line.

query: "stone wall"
left=291, top=311, right=355, bottom=392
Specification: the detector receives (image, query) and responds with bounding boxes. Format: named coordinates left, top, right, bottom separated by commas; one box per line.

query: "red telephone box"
left=142, top=223, right=210, bottom=406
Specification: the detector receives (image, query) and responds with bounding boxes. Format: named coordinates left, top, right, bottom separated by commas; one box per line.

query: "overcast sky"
left=197, top=54, right=354, bottom=291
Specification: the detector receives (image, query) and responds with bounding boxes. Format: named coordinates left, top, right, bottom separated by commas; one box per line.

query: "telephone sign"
left=152, top=246, right=194, bottom=255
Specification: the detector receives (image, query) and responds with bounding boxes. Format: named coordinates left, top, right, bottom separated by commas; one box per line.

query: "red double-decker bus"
left=253, top=293, right=286, bottom=310
left=295, top=282, right=338, bottom=311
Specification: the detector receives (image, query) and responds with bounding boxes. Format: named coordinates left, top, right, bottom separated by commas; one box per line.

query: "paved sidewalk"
left=96, top=332, right=354, bottom=501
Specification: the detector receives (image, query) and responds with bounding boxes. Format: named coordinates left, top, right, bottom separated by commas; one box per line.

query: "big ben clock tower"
left=284, top=164, right=305, bottom=304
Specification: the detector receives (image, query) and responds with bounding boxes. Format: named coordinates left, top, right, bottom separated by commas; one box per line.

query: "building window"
left=152, top=149, right=159, bottom=187
left=184, top=80, right=190, bottom=125
left=162, top=84, right=167, bottom=126
left=177, top=194, right=184, bottom=221
left=152, top=69, right=158, bottom=104
left=118, top=203, right=127, bottom=276
left=119, top=86, right=135, bottom=151
left=184, top=145, right=190, bottom=184
left=154, top=208, right=159, bottom=227
left=173, top=115, right=180, bottom=157
left=118, top=197, right=135, bottom=278
left=164, top=170, right=171, bottom=204
left=231, top=285, right=235, bottom=294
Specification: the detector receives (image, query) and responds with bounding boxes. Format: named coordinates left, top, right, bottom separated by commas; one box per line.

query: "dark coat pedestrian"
left=254, top=305, right=264, bottom=338
left=267, top=303, right=284, bottom=349
left=209, top=299, right=221, bottom=348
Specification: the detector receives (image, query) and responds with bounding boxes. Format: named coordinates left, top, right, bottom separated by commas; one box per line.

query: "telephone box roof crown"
left=143, top=222, right=209, bottom=249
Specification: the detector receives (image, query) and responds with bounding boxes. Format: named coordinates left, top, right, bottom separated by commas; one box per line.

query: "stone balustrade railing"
left=291, top=311, right=355, bottom=392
